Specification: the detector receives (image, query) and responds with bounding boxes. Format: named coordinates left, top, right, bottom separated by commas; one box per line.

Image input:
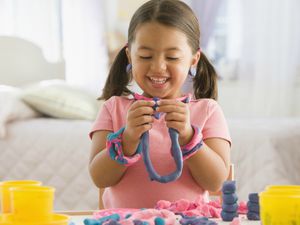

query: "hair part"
left=100, top=0, right=218, bottom=100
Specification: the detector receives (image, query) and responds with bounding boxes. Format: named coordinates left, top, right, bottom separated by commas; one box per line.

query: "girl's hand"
left=157, top=99, right=193, bottom=146
left=122, top=100, right=155, bottom=155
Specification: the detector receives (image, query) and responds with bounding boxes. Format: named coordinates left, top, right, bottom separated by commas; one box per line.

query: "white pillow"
left=0, top=85, right=40, bottom=138
left=22, top=80, right=100, bottom=120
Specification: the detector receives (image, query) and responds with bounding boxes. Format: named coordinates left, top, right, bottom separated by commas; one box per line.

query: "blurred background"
left=0, top=0, right=299, bottom=210
left=1, top=0, right=300, bottom=117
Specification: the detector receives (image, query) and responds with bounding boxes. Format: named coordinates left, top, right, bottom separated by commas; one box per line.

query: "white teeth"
left=150, top=77, right=167, bottom=84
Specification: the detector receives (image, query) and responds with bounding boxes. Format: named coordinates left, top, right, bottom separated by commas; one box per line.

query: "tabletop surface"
left=68, top=214, right=261, bottom=225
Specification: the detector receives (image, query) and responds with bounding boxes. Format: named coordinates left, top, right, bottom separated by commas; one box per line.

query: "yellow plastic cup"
left=0, top=214, right=12, bottom=225
left=265, top=185, right=300, bottom=191
left=36, top=214, right=69, bottom=225
left=0, top=214, right=69, bottom=225
left=0, top=180, right=42, bottom=213
left=260, top=190, right=300, bottom=225
left=10, top=186, right=55, bottom=222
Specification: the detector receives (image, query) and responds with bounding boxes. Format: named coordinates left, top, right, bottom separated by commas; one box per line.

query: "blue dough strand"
left=141, top=128, right=183, bottom=183
left=139, top=96, right=191, bottom=183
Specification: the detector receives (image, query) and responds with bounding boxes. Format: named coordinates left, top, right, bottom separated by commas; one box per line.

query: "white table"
left=67, top=213, right=261, bottom=225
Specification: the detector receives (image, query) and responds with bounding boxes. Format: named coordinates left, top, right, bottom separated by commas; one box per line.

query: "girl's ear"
left=125, top=47, right=132, bottom=64
left=191, top=51, right=201, bottom=67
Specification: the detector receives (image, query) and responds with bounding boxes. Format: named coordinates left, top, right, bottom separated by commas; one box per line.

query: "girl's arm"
left=157, top=99, right=231, bottom=192
left=89, top=130, right=128, bottom=188
left=89, top=100, right=155, bottom=188
left=186, top=138, right=231, bottom=192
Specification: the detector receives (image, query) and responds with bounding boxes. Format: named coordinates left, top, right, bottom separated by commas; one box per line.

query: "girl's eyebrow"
left=138, top=46, right=181, bottom=51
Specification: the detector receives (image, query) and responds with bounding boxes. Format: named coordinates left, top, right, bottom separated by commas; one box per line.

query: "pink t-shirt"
left=90, top=95, right=231, bottom=209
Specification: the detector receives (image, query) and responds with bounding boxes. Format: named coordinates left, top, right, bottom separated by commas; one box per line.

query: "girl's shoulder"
left=190, top=98, right=218, bottom=108
left=189, top=98, right=222, bottom=116
left=103, top=95, right=134, bottom=109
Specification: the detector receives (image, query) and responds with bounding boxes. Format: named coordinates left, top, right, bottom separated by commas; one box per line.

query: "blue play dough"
left=222, top=202, right=238, bottom=212
left=140, top=95, right=191, bottom=183
left=247, top=201, right=260, bottom=213
left=222, top=193, right=238, bottom=204
left=154, top=217, right=165, bottom=225
left=152, top=97, right=161, bottom=119
left=221, top=211, right=237, bottom=222
left=83, top=214, right=119, bottom=225
left=180, top=216, right=217, bottom=225
left=141, top=128, right=183, bottom=183
left=83, top=219, right=101, bottom=225
left=247, top=211, right=260, bottom=220
left=221, top=180, right=238, bottom=222
left=222, top=181, right=236, bottom=194
left=133, top=220, right=144, bottom=225
left=106, top=220, right=120, bottom=225
left=248, top=193, right=259, bottom=203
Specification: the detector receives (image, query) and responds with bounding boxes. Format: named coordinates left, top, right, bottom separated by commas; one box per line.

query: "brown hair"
left=100, top=0, right=218, bottom=100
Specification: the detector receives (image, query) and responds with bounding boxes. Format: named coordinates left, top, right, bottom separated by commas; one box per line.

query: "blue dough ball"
left=247, top=211, right=260, bottom=220
left=133, top=220, right=144, bottom=225
left=154, top=217, right=165, bottom=225
left=221, top=211, right=237, bottom=222
left=222, top=202, right=238, bottom=212
left=248, top=193, right=259, bottom=203
left=107, top=220, right=120, bottom=225
left=83, top=219, right=101, bottom=225
left=222, top=181, right=236, bottom=194
left=222, top=193, right=238, bottom=204
left=247, top=201, right=260, bottom=213
left=207, top=222, right=218, bottom=225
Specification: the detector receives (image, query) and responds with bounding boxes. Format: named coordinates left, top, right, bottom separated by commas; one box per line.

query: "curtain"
left=190, top=0, right=223, bottom=48
left=223, top=0, right=300, bottom=117
left=0, top=0, right=62, bottom=62
left=62, top=0, right=109, bottom=95
left=182, top=0, right=223, bottom=94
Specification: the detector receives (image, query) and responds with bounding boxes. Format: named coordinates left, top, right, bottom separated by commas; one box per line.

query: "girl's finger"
left=156, top=104, right=186, bottom=113
left=164, top=112, right=186, bottom=122
left=157, top=99, right=186, bottom=106
left=130, top=100, right=155, bottom=110
left=133, top=106, right=155, bottom=116
left=130, top=115, right=154, bottom=127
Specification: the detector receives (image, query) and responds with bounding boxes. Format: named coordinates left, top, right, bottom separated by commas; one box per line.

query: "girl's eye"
left=139, top=56, right=152, bottom=60
left=166, top=57, right=179, bottom=61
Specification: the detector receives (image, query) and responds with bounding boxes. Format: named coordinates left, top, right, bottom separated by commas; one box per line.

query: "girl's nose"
left=151, top=56, right=167, bottom=74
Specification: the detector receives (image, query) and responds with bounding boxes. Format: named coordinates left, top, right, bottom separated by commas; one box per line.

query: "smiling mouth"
left=149, top=77, right=168, bottom=84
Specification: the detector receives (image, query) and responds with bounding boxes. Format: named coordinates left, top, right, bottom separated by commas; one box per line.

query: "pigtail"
left=99, top=47, right=132, bottom=100
left=193, top=52, right=218, bottom=100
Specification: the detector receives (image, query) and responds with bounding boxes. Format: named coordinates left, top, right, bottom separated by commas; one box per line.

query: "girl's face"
left=126, top=22, right=200, bottom=99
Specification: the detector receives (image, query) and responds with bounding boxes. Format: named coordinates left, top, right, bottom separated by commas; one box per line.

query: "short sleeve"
left=202, top=100, right=231, bottom=145
left=89, top=99, right=113, bottom=139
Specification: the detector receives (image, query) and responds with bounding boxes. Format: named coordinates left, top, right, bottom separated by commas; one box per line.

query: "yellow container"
left=0, top=214, right=69, bottom=225
left=0, top=180, right=41, bottom=213
left=260, top=190, right=300, bottom=225
left=266, top=185, right=300, bottom=191
left=10, top=186, right=55, bottom=222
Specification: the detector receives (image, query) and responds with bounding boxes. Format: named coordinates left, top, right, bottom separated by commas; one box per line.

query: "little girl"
left=89, top=0, right=231, bottom=209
